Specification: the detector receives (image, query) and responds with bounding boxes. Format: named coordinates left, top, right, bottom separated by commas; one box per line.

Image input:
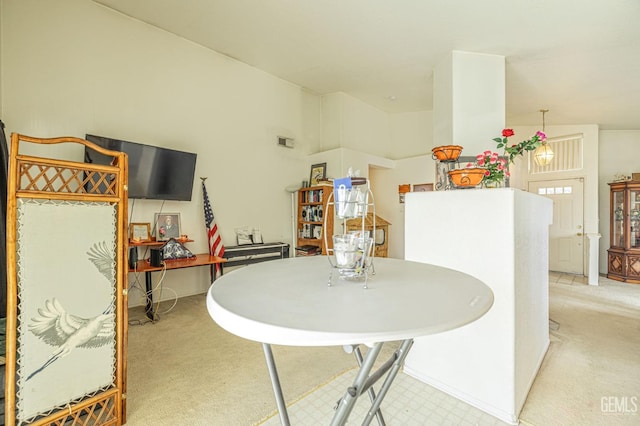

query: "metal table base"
left=262, top=339, right=414, bottom=426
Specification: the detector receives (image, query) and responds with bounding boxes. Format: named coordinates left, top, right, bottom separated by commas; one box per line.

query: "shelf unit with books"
left=296, top=184, right=334, bottom=255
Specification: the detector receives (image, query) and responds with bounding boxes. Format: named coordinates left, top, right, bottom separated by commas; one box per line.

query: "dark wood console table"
left=221, top=242, right=289, bottom=273
left=130, top=253, right=226, bottom=320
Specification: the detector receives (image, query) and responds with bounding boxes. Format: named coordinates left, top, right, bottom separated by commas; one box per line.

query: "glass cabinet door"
left=631, top=189, right=640, bottom=249
left=612, top=189, right=624, bottom=247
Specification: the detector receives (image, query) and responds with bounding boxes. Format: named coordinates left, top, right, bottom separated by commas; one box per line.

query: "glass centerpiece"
left=324, top=176, right=375, bottom=288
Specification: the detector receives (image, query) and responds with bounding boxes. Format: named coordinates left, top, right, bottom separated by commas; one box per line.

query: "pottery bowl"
left=432, top=145, right=463, bottom=161
left=448, top=168, right=485, bottom=187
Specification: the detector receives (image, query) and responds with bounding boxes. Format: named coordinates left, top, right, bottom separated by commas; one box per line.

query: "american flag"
left=202, top=180, right=225, bottom=274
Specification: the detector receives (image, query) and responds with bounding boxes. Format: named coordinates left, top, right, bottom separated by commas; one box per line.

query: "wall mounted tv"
left=84, top=134, right=197, bottom=201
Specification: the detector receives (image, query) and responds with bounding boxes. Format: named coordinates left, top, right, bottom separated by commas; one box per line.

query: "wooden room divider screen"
left=5, top=134, right=129, bottom=425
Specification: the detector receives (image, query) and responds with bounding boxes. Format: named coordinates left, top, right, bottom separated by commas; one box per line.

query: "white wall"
left=390, top=110, right=433, bottom=160
left=321, top=92, right=391, bottom=157
left=1, top=0, right=322, bottom=306
left=368, top=110, right=433, bottom=259
left=3, top=0, right=634, bottom=309
left=370, top=155, right=434, bottom=259
left=320, top=96, right=433, bottom=261
left=319, top=92, right=342, bottom=153
left=598, top=130, right=640, bottom=272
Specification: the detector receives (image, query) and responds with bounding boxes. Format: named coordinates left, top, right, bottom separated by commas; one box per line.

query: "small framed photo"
left=154, top=213, right=181, bottom=241
left=309, top=163, right=327, bottom=186
left=312, top=225, right=322, bottom=239
left=413, top=183, right=434, bottom=192
left=130, top=222, right=151, bottom=242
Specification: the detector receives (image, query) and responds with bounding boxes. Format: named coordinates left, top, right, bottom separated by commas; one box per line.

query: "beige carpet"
left=518, top=276, right=640, bottom=426
left=124, top=275, right=640, bottom=425
left=124, top=295, right=370, bottom=425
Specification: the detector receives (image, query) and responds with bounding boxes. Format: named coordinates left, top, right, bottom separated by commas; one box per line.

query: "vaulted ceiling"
left=94, top=0, right=640, bottom=130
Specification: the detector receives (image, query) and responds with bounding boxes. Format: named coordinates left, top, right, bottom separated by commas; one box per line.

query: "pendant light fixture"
left=533, top=109, right=554, bottom=166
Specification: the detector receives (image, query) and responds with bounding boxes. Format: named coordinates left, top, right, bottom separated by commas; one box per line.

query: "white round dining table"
left=207, top=256, right=493, bottom=425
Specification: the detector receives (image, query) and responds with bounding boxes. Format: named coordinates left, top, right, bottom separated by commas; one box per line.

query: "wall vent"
left=277, top=136, right=294, bottom=148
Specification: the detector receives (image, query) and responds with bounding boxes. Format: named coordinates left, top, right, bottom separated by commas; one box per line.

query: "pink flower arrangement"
left=466, top=150, right=509, bottom=184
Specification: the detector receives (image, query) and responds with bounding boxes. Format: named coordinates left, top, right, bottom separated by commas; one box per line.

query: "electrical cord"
left=155, top=287, right=179, bottom=317
left=131, top=261, right=179, bottom=322
left=127, top=261, right=154, bottom=326
left=127, top=199, right=180, bottom=324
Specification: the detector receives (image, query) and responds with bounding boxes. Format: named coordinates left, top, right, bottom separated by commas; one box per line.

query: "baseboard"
left=127, top=288, right=208, bottom=308
left=515, top=338, right=550, bottom=415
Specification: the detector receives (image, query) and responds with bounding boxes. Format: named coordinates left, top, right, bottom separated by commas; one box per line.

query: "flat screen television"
left=84, top=134, right=197, bottom=201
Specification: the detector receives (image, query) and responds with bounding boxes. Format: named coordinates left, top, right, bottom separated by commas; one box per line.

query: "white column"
left=433, top=51, right=506, bottom=154
left=587, top=233, right=602, bottom=285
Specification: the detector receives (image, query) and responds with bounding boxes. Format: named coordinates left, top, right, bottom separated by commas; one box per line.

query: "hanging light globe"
left=533, top=109, right=553, bottom=166
left=534, top=143, right=554, bottom=166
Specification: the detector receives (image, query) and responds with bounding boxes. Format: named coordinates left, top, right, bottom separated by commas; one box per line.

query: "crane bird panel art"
left=15, top=199, right=117, bottom=422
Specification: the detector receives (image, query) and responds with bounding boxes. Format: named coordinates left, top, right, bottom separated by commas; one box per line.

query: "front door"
left=529, top=178, right=585, bottom=274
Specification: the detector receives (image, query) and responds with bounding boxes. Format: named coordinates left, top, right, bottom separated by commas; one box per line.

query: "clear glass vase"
left=484, top=179, right=504, bottom=188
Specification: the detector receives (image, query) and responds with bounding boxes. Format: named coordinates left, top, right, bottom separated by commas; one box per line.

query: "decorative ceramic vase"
left=448, top=168, right=485, bottom=188
left=432, top=145, right=463, bottom=162
left=484, top=179, right=504, bottom=189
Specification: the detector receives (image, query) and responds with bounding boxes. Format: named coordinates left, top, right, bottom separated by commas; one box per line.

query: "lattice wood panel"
left=31, top=390, right=118, bottom=426
left=16, top=157, right=119, bottom=197
left=5, top=134, right=129, bottom=426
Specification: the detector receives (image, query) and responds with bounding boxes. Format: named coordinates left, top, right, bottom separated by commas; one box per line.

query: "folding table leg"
left=262, top=343, right=290, bottom=426
left=353, top=346, right=386, bottom=426
left=361, top=339, right=413, bottom=426
left=331, top=342, right=384, bottom=425
left=332, top=339, right=414, bottom=426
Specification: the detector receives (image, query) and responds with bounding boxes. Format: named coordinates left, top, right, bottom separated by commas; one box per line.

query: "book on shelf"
left=295, top=244, right=320, bottom=255
left=296, top=250, right=320, bottom=256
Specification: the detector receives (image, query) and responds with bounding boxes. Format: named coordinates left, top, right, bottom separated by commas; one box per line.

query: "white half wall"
left=404, top=188, right=552, bottom=424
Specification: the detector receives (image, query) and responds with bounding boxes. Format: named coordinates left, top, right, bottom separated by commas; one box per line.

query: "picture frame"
left=309, top=163, right=327, bottom=186
left=413, top=183, right=434, bottom=192
left=312, top=225, right=322, bottom=239
left=154, top=213, right=181, bottom=241
left=130, top=222, right=152, bottom=242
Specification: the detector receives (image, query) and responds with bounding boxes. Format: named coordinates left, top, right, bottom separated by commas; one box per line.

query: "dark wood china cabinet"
left=607, top=181, right=640, bottom=283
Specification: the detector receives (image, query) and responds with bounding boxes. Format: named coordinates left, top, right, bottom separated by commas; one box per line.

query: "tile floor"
left=548, top=271, right=589, bottom=285
left=262, top=367, right=510, bottom=425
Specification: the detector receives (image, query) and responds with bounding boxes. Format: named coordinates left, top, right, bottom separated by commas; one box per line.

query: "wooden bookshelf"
left=296, top=185, right=333, bottom=255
